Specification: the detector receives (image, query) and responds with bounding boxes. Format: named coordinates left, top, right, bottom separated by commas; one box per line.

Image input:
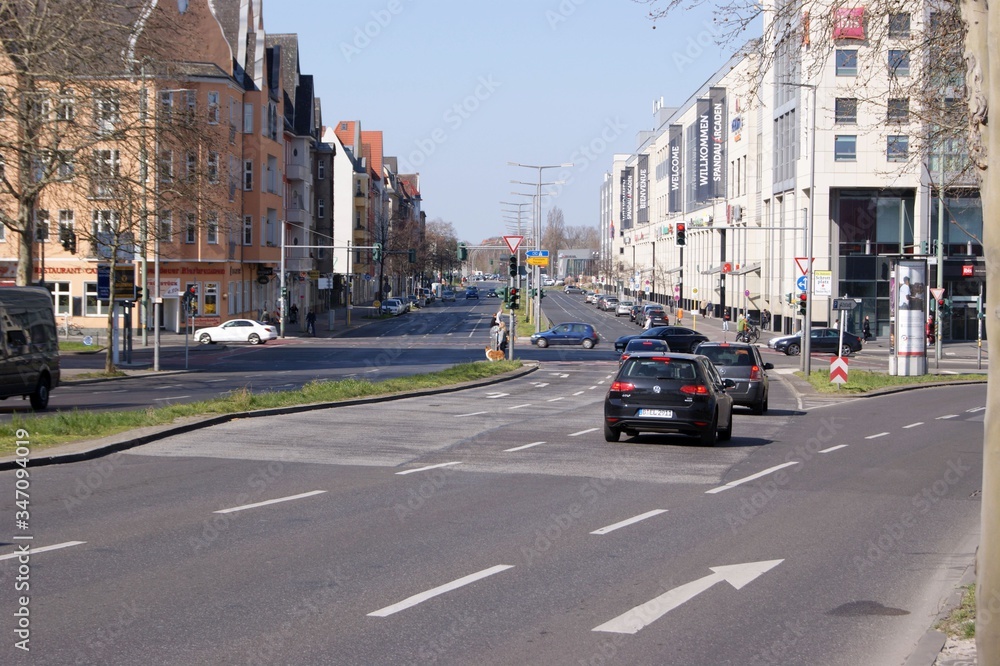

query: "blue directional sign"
left=796, top=275, right=808, bottom=292
left=525, top=250, right=549, bottom=257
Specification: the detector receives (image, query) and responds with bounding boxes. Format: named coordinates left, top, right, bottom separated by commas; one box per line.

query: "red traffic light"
left=937, top=299, right=945, bottom=307
left=677, top=223, right=685, bottom=232
left=799, top=293, right=807, bottom=301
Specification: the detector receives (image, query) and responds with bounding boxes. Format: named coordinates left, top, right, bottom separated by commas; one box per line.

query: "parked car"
left=614, top=326, right=710, bottom=353
left=601, top=297, right=620, bottom=312
left=629, top=304, right=643, bottom=322
left=585, top=292, right=600, bottom=304
left=603, top=351, right=735, bottom=445
left=565, top=285, right=584, bottom=294
left=615, top=300, right=636, bottom=317
left=465, top=286, right=480, bottom=299
left=694, top=341, right=773, bottom=414
left=441, top=290, right=456, bottom=302
left=543, top=278, right=556, bottom=286
left=530, top=322, right=599, bottom=349
left=619, top=337, right=670, bottom=365
left=637, top=304, right=667, bottom=327
left=195, top=319, right=278, bottom=345
left=380, top=298, right=406, bottom=315
left=768, top=327, right=863, bottom=356
left=0, top=286, right=60, bottom=410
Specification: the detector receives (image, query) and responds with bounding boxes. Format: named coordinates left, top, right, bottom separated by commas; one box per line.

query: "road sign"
left=796, top=275, right=808, bottom=292
left=813, top=270, right=833, bottom=296
left=722, top=262, right=732, bottom=273
left=794, top=257, right=813, bottom=275
left=526, top=256, right=549, bottom=266
left=832, top=299, right=858, bottom=310
left=503, top=235, right=524, bottom=254
left=674, top=285, right=680, bottom=293
left=830, top=356, right=849, bottom=384
left=744, top=289, right=750, bottom=297
left=930, top=287, right=946, bottom=300
left=525, top=249, right=549, bottom=257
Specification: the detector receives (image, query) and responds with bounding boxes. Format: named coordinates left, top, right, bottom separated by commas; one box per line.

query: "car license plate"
left=637, top=409, right=673, bottom=418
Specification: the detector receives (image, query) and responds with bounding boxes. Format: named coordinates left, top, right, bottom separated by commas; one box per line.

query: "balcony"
left=285, top=206, right=309, bottom=225
left=285, top=162, right=309, bottom=182
left=285, top=246, right=314, bottom=273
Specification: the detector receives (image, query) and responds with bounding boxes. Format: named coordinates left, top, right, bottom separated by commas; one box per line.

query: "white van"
left=0, top=287, right=60, bottom=410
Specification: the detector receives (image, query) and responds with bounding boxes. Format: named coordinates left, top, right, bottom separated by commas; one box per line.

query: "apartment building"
left=604, top=2, right=984, bottom=342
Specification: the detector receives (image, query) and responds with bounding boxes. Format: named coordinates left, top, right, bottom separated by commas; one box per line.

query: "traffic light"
left=68, top=233, right=76, bottom=254
left=373, top=242, right=382, bottom=261
left=676, top=222, right=686, bottom=246
left=457, top=242, right=468, bottom=261
left=59, top=227, right=71, bottom=251
left=799, top=292, right=807, bottom=315
left=509, top=287, right=520, bottom=309
left=508, top=254, right=517, bottom=277
left=408, top=248, right=416, bottom=263
left=498, top=287, right=509, bottom=305
left=133, top=287, right=145, bottom=301
left=182, top=285, right=197, bottom=311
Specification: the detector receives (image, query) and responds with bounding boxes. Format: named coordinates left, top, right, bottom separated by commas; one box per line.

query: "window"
left=835, top=98, right=857, bottom=124
left=92, top=149, right=120, bottom=197
left=186, top=151, right=197, bottom=183
left=888, top=13, right=910, bottom=39
left=206, top=213, right=218, bottom=244
left=85, top=282, right=109, bottom=316
left=35, top=210, right=49, bottom=242
left=317, top=198, right=325, bottom=219
left=887, top=135, right=909, bottom=161
left=93, top=89, right=120, bottom=135
left=835, top=135, right=858, bottom=161
left=160, top=91, right=174, bottom=121
left=887, top=98, right=909, bottom=122
left=207, top=151, right=219, bottom=183
left=49, top=281, right=71, bottom=316
left=888, top=50, right=910, bottom=76
left=158, top=149, right=173, bottom=184
left=243, top=160, right=253, bottom=190
left=317, top=160, right=325, bottom=180
left=56, top=90, right=75, bottom=121
left=159, top=211, right=173, bottom=242
left=186, top=214, right=196, bottom=243
left=92, top=209, right=118, bottom=236
left=243, top=103, right=253, bottom=133
left=56, top=150, right=74, bottom=180
left=183, top=90, right=196, bottom=122
left=207, top=91, right=220, bottom=124
left=340, top=122, right=348, bottom=131
left=58, top=210, right=74, bottom=245
left=243, top=215, right=253, bottom=245
left=0, top=89, right=7, bottom=120
left=204, top=283, right=218, bottom=315
left=265, top=155, right=277, bottom=193
left=836, top=49, right=858, bottom=76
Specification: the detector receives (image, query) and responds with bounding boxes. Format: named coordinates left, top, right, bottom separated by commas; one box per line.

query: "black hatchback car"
left=614, top=326, right=710, bottom=353
left=604, top=352, right=735, bottom=445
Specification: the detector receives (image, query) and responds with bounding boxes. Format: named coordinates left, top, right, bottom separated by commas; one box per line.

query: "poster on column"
left=896, top=260, right=927, bottom=357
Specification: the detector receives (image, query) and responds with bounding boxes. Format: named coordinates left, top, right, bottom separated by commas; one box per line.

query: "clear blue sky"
left=265, top=0, right=736, bottom=244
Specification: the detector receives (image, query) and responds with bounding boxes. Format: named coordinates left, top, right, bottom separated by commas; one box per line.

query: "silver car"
left=616, top=300, right=635, bottom=317
left=693, top=341, right=772, bottom=414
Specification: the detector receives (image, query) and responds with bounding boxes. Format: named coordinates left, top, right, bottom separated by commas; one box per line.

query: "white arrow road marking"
left=368, top=564, right=514, bottom=617
left=819, top=445, right=848, bottom=454
left=592, top=559, right=784, bottom=634
left=0, top=541, right=86, bottom=561
left=903, top=422, right=924, bottom=429
left=591, top=510, right=668, bottom=535
left=214, top=490, right=326, bottom=514
left=865, top=432, right=889, bottom=439
left=569, top=428, right=598, bottom=437
left=505, top=441, right=545, bottom=452
left=396, top=462, right=462, bottom=476
left=705, top=462, right=799, bottom=494
left=485, top=392, right=510, bottom=399
left=532, top=382, right=550, bottom=388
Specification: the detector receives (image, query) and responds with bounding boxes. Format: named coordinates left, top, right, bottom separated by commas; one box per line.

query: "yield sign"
left=930, top=287, right=946, bottom=300
left=830, top=356, right=849, bottom=384
left=503, top=235, right=524, bottom=254
left=795, top=257, right=814, bottom=276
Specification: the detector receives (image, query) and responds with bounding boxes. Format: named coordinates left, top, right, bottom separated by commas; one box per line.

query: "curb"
left=1, top=363, right=539, bottom=471
left=903, top=562, right=977, bottom=666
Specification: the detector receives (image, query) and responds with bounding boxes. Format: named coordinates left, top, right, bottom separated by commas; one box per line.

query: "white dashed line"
left=937, top=414, right=958, bottom=420
left=967, top=407, right=986, bottom=413
left=589, top=386, right=599, bottom=390
left=819, top=445, right=848, bottom=453
left=705, top=462, right=799, bottom=494
left=396, top=462, right=462, bottom=476
left=903, top=422, right=924, bottom=429
left=0, top=541, right=86, bottom=561
left=505, top=441, right=545, bottom=452
left=547, top=397, right=565, bottom=402
left=865, top=432, right=889, bottom=439
left=214, top=490, right=326, bottom=514
left=509, top=403, right=531, bottom=410
left=153, top=395, right=191, bottom=401
left=367, top=565, right=514, bottom=617
left=573, top=391, right=585, bottom=396
left=591, top=510, right=668, bottom=535
left=455, top=411, right=489, bottom=418
left=569, top=428, right=598, bottom=437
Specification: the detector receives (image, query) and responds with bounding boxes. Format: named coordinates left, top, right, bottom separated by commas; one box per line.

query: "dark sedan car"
left=768, top=327, right=863, bottom=356
left=530, top=322, right=599, bottom=349
left=614, top=326, right=710, bottom=353
left=619, top=338, right=670, bottom=365
left=604, top=351, right=735, bottom=445
left=694, top=341, right=773, bottom=414
left=465, top=286, right=480, bottom=299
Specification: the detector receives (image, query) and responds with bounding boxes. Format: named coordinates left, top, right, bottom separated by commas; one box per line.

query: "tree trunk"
left=15, top=204, right=34, bottom=287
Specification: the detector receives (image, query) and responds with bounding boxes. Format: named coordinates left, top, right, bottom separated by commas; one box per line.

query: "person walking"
left=736, top=313, right=748, bottom=341
left=305, top=309, right=317, bottom=336
left=722, top=308, right=731, bottom=331
left=862, top=315, right=872, bottom=342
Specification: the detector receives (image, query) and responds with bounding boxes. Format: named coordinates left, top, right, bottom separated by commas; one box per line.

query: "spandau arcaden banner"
left=695, top=98, right=712, bottom=204
left=637, top=155, right=649, bottom=225
left=620, top=166, right=633, bottom=230
left=709, top=87, right=727, bottom=200
left=668, top=125, right=682, bottom=213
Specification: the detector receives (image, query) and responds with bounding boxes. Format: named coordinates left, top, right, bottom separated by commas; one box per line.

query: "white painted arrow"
left=532, top=382, right=550, bottom=388
left=593, top=559, right=783, bottom=634
left=485, top=392, right=510, bottom=399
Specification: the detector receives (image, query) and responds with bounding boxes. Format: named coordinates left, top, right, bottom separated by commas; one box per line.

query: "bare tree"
left=543, top=206, right=567, bottom=257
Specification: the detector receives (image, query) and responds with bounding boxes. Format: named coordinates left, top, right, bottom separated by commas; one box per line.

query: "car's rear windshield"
left=624, top=340, right=669, bottom=353
left=622, top=357, right=698, bottom=380
left=698, top=346, right=753, bottom=366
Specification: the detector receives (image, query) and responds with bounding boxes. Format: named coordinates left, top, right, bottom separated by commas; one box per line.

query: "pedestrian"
left=736, top=314, right=747, bottom=341
left=722, top=308, right=731, bottom=331
left=762, top=308, right=771, bottom=330
left=490, top=320, right=502, bottom=351
left=862, top=315, right=872, bottom=342
left=306, top=309, right=317, bottom=336
left=498, top=320, right=509, bottom=354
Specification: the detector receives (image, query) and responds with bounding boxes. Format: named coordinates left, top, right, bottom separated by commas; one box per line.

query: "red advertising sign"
left=833, top=7, right=865, bottom=40
left=962, top=264, right=974, bottom=277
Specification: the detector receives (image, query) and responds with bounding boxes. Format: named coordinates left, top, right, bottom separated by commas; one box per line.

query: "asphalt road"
left=0, top=359, right=983, bottom=665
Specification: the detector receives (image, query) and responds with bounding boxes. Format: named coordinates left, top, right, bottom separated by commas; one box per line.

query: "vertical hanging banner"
left=696, top=98, right=712, bottom=204
left=637, top=155, right=649, bottom=225
left=709, top=87, right=727, bottom=200
left=621, top=166, right=634, bottom=230
left=668, top=125, right=683, bottom=213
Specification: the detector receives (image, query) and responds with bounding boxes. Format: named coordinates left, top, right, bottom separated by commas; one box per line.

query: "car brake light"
left=610, top=381, right=635, bottom=392
left=680, top=384, right=709, bottom=395
left=650, top=357, right=671, bottom=362
left=749, top=365, right=762, bottom=380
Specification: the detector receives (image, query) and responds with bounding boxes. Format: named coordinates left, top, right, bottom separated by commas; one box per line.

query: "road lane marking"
left=865, top=432, right=889, bottom=439
left=509, top=404, right=531, bottom=410
left=819, top=445, right=848, bottom=453
left=455, top=411, right=489, bottom=417
left=367, top=565, right=514, bottom=617
left=0, top=541, right=86, bottom=561
left=591, top=510, right=668, bottom=535
left=705, top=462, right=799, bottom=494
left=967, top=407, right=985, bottom=413
left=589, top=386, right=599, bottom=390
left=505, top=442, right=545, bottom=452
left=573, top=391, right=585, bottom=396
left=153, top=396, right=191, bottom=401
left=547, top=397, right=565, bottom=402
left=485, top=392, right=509, bottom=399
left=206, top=378, right=227, bottom=383
left=937, top=414, right=958, bottom=420
left=214, top=490, right=327, bottom=514
left=569, top=428, right=598, bottom=437
left=903, top=422, right=924, bottom=429
left=396, top=462, right=462, bottom=476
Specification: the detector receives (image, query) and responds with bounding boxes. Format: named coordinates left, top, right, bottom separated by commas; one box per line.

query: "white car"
left=616, top=300, right=635, bottom=316
left=194, top=319, right=277, bottom=345
left=381, top=298, right=406, bottom=315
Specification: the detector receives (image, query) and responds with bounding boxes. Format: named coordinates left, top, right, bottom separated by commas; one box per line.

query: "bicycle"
left=736, top=324, right=760, bottom=343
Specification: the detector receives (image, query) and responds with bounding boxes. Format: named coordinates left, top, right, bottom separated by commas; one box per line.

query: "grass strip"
left=2, top=360, right=523, bottom=454
left=937, top=584, right=976, bottom=639
left=799, top=369, right=987, bottom=393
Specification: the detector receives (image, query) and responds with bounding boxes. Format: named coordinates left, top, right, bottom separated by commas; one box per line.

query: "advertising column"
left=893, top=260, right=928, bottom=375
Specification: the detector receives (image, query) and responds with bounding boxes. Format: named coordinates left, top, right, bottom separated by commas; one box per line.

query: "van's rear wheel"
left=29, top=375, right=50, bottom=410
